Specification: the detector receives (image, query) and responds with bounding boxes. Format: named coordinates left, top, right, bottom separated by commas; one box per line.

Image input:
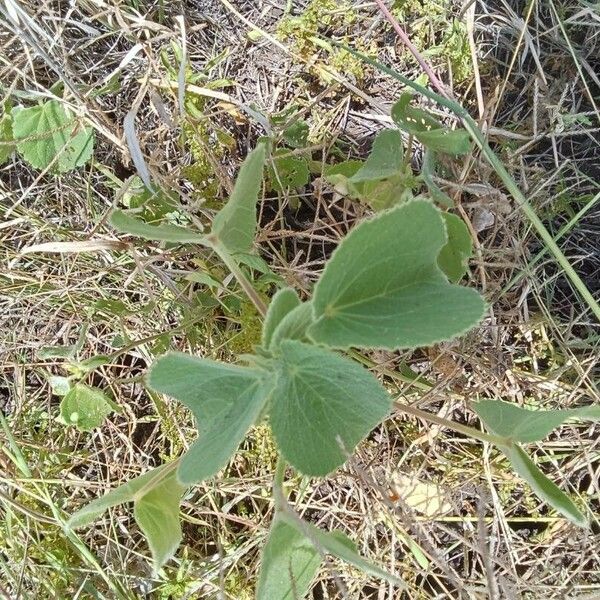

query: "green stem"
left=348, top=349, right=433, bottom=392
left=212, top=241, right=268, bottom=317
left=394, top=401, right=509, bottom=447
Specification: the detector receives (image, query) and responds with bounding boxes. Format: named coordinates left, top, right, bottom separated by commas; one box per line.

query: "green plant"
left=5, top=98, right=94, bottom=172
left=40, top=336, right=118, bottom=432
left=66, top=121, right=599, bottom=597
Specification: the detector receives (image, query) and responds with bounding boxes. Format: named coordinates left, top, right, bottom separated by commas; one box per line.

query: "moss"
left=392, top=1, right=473, bottom=83
left=239, top=423, right=278, bottom=474
left=277, top=0, right=367, bottom=83
left=227, top=301, right=262, bottom=354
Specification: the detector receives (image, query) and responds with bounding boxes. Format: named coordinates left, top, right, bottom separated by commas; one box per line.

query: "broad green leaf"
left=110, top=209, right=205, bottom=243
left=256, top=517, right=321, bottom=600
left=269, top=152, right=310, bottom=192
left=353, top=172, right=415, bottom=211
left=147, top=353, right=273, bottom=485
left=323, top=132, right=414, bottom=211
left=475, top=399, right=600, bottom=443
left=325, top=159, right=362, bottom=187
left=68, top=462, right=184, bottom=571
left=421, top=149, right=453, bottom=207
left=324, top=160, right=362, bottom=196
left=438, top=213, right=472, bottom=282
left=270, top=340, right=391, bottom=476
left=269, top=302, right=314, bottom=349
left=211, top=144, right=266, bottom=253
left=392, top=94, right=470, bottom=155
left=282, top=120, right=309, bottom=148
left=59, top=384, right=114, bottom=431
left=48, top=375, right=71, bottom=396
left=308, top=200, right=486, bottom=350
left=134, top=474, right=185, bottom=571
left=13, top=100, right=94, bottom=172
left=349, top=129, right=404, bottom=183
left=503, top=443, right=587, bottom=527
left=0, top=112, right=14, bottom=164
left=280, top=513, right=404, bottom=588
left=262, top=287, right=301, bottom=348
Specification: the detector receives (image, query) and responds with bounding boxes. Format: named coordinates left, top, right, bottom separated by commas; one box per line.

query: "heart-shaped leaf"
left=59, top=383, right=114, bottom=431
left=148, top=353, right=273, bottom=485
left=324, top=130, right=414, bottom=211
left=68, top=462, right=185, bottom=571
left=348, top=129, right=404, bottom=183
left=308, top=200, right=486, bottom=350
left=13, top=100, right=94, bottom=172
left=211, top=144, right=266, bottom=253
left=268, top=152, right=310, bottom=192
left=270, top=340, right=391, bottom=476
left=474, top=399, right=600, bottom=443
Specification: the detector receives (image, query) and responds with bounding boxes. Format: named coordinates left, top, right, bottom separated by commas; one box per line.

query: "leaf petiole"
left=394, top=401, right=509, bottom=447
left=209, top=238, right=268, bottom=317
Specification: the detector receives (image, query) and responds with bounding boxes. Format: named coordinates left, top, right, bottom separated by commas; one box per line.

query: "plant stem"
left=372, top=0, right=450, bottom=99
left=394, top=401, right=509, bottom=447
left=212, top=242, right=268, bottom=317
left=273, top=456, right=288, bottom=509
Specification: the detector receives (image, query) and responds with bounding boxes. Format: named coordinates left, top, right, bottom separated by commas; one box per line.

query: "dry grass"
left=1, top=0, right=599, bottom=598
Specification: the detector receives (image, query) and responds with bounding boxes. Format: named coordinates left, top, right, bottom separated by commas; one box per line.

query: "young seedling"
left=69, top=122, right=597, bottom=597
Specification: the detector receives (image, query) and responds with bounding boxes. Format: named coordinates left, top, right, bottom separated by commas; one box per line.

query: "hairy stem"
left=212, top=242, right=268, bottom=317
left=394, top=401, right=509, bottom=447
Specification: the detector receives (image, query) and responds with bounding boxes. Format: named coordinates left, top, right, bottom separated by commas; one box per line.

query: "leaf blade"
left=262, top=287, right=302, bottom=348
left=348, top=129, right=404, bottom=183
left=110, top=209, right=206, bottom=243
left=59, top=383, right=114, bottom=431
left=147, top=353, right=272, bottom=485
left=13, top=101, right=94, bottom=172
left=256, top=517, right=321, bottom=600
left=475, top=399, right=600, bottom=443
left=308, top=200, right=486, bottom=350
left=68, top=462, right=184, bottom=571
left=269, top=302, right=314, bottom=349
left=270, top=340, right=391, bottom=476
left=279, top=513, right=405, bottom=588
left=391, top=95, right=470, bottom=155
left=134, top=476, right=185, bottom=572
left=211, top=144, right=266, bottom=253
left=503, top=443, right=587, bottom=527
left=438, top=213, right=472, bottom=282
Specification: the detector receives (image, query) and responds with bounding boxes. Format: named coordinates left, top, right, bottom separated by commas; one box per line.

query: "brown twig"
left=373, top=0, right=452, bottom=99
